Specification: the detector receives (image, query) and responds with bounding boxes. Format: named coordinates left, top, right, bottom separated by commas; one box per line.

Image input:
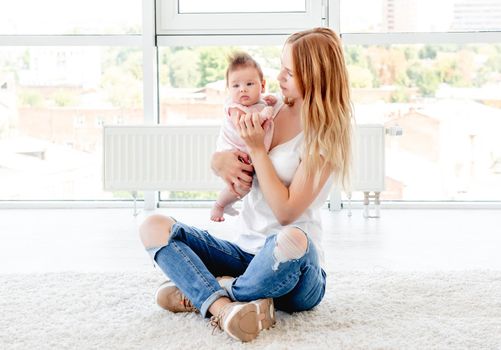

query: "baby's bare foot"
left=210, top=203, right=225, bottom=222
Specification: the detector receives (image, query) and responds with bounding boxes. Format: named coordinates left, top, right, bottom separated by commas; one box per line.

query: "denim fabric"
left=151, top=221, right=327, bottom=317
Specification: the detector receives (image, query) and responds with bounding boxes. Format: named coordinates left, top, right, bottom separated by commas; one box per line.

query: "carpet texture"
left=1, top=270, right=501, bottom=350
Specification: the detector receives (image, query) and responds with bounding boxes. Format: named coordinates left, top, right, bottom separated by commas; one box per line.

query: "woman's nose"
left=277, top=71, right=284, bottom=82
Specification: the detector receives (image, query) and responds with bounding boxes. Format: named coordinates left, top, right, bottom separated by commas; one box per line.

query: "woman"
left=139, top=27, right=352, bottom=343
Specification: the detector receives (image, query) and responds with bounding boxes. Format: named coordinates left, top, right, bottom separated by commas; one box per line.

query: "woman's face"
left=277, top=44, right=301, bottom=102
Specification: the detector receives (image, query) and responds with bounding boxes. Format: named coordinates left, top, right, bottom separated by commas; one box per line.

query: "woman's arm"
left=249, top=150, right=332, bottom=225
left=211, top=150, right=254, bottom=197
left=239, top=113, right=332, bottom=225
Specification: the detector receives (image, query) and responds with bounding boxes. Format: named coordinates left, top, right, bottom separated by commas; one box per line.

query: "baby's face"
left=228, top=66, right=265, bottom=106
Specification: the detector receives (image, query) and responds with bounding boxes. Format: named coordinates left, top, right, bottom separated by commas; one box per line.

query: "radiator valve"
left=385, top=125, right=403, bottom=136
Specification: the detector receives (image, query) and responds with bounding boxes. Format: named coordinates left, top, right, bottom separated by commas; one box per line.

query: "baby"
left=211, top=52, right=282, bottom=222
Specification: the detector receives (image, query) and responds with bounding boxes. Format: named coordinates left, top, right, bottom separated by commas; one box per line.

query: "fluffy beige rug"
left=1, top=270, right=501, bottom=349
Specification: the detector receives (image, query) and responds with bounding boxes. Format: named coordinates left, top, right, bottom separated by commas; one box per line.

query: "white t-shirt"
left=230, top=130, right=333, bottom=268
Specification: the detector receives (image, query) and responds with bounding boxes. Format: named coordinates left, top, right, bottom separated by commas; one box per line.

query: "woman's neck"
left=286, top=98, right=303, bottom=117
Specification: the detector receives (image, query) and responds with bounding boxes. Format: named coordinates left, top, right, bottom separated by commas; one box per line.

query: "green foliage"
left=403, top=46, right=418, bottom=60
left=418, top=45, right=437, bottom=59
left=485, top=54, right=501, bottom=74
left=347, top=65, right=373, bottom=88
left=434, top=55, right=467, bottom=87
left=406, top=63, right=439, bottom=97
left=101, top=65, right=142, bottom=108
left=267, top=80, right=280, bottom=94
left=390, top=86, right=411, bottom=102
left=166, top=191, right=218, bottom=200
left=19, top=90, right=44, bottom=107
left=101, top=48, right=142, bottom=108
left=247, top=46, right=281, bottom=70
left=112, top=191, right=144, bottom=199
left=53, top=89, right=76, bottom=107
left=159, top=47, right=173, bottom=86
left=345, top=46, right=368, bottom=68
left=197, top=47, right=232, bottom=87
left=169, top=50, right=201, bottom=88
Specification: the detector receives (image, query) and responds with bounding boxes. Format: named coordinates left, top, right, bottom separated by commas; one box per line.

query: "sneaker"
left=155, top=281, right=198, bottom=313
left=155, top=277, right=229, bottom=313
left=216, top=276, right=276, bottom=330
left=209, top=298, right=275, bottom=342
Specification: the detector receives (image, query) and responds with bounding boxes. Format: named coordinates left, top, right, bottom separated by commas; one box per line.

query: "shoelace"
left=209, top=315, right=222, bottom=335
left=180, top=293, right=196, bottom=311
left=208, top=303, right=232, bottom=335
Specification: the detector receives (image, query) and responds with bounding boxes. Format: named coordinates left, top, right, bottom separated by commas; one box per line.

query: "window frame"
left=156, top=0, right=326, bottom=35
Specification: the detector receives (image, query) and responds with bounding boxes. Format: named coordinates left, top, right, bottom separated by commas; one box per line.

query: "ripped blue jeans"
left=147, top=221, right=327, bottom=318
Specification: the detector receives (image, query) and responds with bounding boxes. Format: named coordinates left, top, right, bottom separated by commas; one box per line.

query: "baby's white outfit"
left=216, top=99, right=283, bottom=153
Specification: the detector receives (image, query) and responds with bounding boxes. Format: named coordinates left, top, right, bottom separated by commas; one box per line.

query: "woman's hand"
left=211, top=150, right=254, bottom=197
left=237, top=112, right=273, bottom=155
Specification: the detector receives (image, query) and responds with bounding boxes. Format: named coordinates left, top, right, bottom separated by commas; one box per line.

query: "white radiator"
left=103, top=124, right=386, bottom=217
left=103, top=125, right=223, bottom=191
left=351, top=124, right=385, bottom=192
left=344, top=124, right=386, bottom=217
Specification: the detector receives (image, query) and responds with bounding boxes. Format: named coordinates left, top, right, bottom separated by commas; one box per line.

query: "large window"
left=1, top=0, right=500, bottom=204
left=0, top=47, right=143, bottom=200
left=347, top=44, right=501, bottom=200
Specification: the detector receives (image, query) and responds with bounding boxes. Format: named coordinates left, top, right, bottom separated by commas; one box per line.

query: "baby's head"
left=226, top=52, right=266, bottom=106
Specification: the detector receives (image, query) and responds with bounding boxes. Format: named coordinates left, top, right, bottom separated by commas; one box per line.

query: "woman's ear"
left=261, top=79, right=266, bottom=93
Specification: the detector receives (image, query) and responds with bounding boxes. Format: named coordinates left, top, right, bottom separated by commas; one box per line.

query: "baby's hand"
left=263, top=95, right=277, bottom=106
left=229, top=108, right=245, bottom=128
left=260, top=106, right=274, bottom=120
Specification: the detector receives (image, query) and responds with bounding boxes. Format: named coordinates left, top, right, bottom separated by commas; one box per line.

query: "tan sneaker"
left=209, top=298, right=275, bottom=342
left=155, top=281, right=198, bottom=313
left=155, top=277, right=230, bottom=313
left=216, top=276, right=276, bottom=330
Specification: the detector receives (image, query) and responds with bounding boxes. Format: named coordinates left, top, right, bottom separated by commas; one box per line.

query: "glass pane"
left=345, top=44, right=501, bottom=200
left=158, top=45, right=281, bottom=200
left=0, top=47, right=143, bottom=200
left=0, top=0, right=141, bottom=35
left=341, top=0, right=501, bottom=33
left=178, top=0, right=306, bottom=13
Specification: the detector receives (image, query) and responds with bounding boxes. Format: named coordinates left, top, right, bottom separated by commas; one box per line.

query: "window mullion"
left=0, top=35, right=142, bottom=46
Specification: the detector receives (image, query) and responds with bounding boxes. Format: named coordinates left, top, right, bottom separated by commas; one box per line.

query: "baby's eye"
left=232, top=84, right=239, bottom=88
left=247, top=82, right=255, bottom=86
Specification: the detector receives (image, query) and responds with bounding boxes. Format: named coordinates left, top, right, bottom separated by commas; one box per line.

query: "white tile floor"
left=0, top=207, right=500, bottom=273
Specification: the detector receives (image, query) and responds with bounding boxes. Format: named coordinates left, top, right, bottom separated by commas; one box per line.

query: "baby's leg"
left=234, top=183, right=251, bottom=198
left=211, top=187, right=240, bottom=222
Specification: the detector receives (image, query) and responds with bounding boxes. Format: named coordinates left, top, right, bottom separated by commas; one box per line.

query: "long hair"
left=286, top=27, right=353, bottom=190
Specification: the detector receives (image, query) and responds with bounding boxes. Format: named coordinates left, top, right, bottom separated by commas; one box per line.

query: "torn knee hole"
left=272, top=228, right=307, bottom=270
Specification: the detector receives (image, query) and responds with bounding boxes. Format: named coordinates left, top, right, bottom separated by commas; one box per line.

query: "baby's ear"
left=261, top=79, right=266, bottom=93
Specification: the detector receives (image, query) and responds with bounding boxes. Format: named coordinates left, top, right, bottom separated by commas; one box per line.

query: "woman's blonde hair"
left=286, top=27, right=353, bottom=190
